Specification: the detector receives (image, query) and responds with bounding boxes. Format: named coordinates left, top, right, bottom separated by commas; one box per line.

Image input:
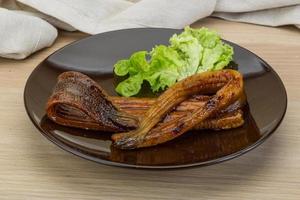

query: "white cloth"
left=0, top=8, right=57, bottom=59
left=0, top=0, right=299, bottom=59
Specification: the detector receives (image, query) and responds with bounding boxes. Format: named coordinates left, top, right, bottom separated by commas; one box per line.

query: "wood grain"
left=0, top=18, right=299, bottom=200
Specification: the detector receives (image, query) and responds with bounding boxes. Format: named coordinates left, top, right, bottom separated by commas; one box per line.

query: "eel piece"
left=112, top=96, right=245, bottom=131
left=46, top=71, right=245, bottom=133
left=46, top=70, right=245, bottom=149
left=112, top=69, right=244, bottom=149
left=46, top=71, right=138, bottom=132
left=111, top=95, right=245, bottom=122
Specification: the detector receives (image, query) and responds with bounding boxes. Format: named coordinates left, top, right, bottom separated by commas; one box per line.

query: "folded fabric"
left=0, top=8, right=57, bottom=59
left=0, top=0, right=299, bottom=59
left=214, top=5, right=300, bottom=28
left=215, top=0, right=300, bottom=12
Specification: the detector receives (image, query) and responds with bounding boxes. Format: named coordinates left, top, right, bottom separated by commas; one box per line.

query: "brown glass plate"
left=24, top=28, right=287, bottom=169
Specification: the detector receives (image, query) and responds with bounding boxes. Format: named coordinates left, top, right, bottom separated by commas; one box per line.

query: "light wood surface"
left=0, top=18, right=299, bottom=200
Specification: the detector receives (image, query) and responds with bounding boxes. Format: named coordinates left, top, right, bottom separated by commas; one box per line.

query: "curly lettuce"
left=114, top=27, right=234, bottom=97
left=146, top=45, right=182, bottom=92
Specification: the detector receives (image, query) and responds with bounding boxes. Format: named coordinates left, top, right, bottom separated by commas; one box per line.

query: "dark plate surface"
left=24, top=28, right=287, bottom=169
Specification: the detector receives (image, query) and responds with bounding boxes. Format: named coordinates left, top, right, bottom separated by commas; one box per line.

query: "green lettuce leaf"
left=146, top=45, right=181, bottom=92
left=169, top=31, right=202, bottom=80
left=114, top=26, right=234, bottom=97
left=115, top=74, right=143, bottom=97
left=114, top=51, right=149, bottom=96
left=184, top=27, right=233, bottom=73
left=197, top=42, right=233, bottom=73
left=114, top=59, right=130, bottom=76
left=114, top=51, right=149, bottom=77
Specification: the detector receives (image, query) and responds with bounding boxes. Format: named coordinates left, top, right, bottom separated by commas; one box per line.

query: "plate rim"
left=23, top=28, right=288, bottom=169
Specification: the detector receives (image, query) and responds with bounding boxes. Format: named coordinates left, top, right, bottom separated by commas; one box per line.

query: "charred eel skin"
left=46, top=71, right=138, bottom=132
left=111, top=95, right=245, bottom=130
left=112, top=69, right=244, bottom=149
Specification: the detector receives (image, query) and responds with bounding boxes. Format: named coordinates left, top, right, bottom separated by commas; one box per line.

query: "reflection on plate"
left=40, top=105, right=260, bottom=166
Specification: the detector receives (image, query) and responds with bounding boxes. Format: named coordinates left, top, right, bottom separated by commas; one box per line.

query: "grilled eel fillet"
left=46, top=71, right=138, bottom=132
left=46, top=71, right=244, bottom=132
left=112, top=96, right=245, bottom=130
left=46, top=70, right=245, bottom=149
left=112, top=69, right=244, bottom=149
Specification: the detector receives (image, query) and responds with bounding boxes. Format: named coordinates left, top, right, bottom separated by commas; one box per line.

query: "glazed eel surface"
left=112, top=69, right=244, bottom=149
left=46, top=70, right=245, bottom=149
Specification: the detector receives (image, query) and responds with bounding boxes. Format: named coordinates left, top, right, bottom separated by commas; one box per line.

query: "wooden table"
left=0, top=18, right=299, bottom=200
